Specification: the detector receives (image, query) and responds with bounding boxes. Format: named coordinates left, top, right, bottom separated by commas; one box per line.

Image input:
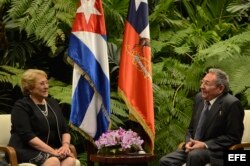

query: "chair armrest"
left=1, top=145, right=78, bottom=165
left=178, top=142, right=185, bottom=150
left=0, top=145, right=18, bottom=166
left=69, top=144, right=77, bottom=158
left=229, top=143, right=250, bottom=150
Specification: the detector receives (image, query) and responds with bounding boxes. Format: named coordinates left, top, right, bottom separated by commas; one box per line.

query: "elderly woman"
left=8, top=69, right=76, bottom=166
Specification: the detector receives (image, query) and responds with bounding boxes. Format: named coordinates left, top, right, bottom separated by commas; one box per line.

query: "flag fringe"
left=68, top=57, right=97, bottom=92
left=69, top=123, right=96, bottom=146
left=68, top=57, right=110, bottom=122
left=118, top=88, right=155, bottom=154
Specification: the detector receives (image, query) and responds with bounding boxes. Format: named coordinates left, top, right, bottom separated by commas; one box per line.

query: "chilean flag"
left=68, top=0, right=110, bottom=141
left=118, top=0, right=155, bottom=153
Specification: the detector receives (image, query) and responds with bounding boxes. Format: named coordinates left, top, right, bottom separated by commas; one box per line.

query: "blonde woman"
left=9, top=69, right=76, bottom=166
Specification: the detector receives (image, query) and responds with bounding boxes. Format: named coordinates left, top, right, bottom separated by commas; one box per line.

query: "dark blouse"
left=8, top=96, right=69, bottom=164
left=37, top=104, right=61, bottom=148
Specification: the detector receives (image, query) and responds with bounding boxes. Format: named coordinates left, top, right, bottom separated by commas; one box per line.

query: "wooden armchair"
left=0, top=114, right=81, bottom=166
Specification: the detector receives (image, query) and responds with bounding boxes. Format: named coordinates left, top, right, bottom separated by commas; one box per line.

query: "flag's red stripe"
left=71, top=2, right=106, bottom=35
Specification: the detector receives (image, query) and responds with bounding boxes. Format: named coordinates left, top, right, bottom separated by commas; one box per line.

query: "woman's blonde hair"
left=21, top=69, right=47, bottom=96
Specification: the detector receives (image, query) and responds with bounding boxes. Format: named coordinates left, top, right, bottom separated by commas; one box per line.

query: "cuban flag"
left=68, top=0, right=110, bottom=141
left=118, top=0, right=155, bottom=153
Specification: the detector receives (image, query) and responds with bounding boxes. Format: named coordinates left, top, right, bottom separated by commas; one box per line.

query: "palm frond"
left=1, top=39, right=36, bottom=67
left=189, top=29, right=221, bottom=51
left=150, top=0, right=187, bottom=30
left=0, top=66, right=24, bottom=86
left=103, top=0, right=128, bottom=41
left=7, top=0, right=76, bottom=53
left=187, top=31, right=250, bottom=103
left=151, top=40, right=168, bottom=55
left=216, top=56, right=250, bottom=94
left=0, top=0, right=11, bottom=6
left=227, top=0, right=250, bottom=22
left=168, top=27, right=192, bottom=46
left=110, top=92, right=128, bottom=129
left=182, top=0, right=196, bottom=22
left=153, top=58, right=192, bottom=154
left=49, top=85, right=72, bottom=104
left=194, top=31, right=250, bottom=62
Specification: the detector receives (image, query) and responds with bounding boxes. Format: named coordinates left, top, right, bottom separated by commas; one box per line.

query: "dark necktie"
left=194, top=101, right=210, bottom=140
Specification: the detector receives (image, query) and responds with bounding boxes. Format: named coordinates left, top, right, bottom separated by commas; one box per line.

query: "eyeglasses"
left=37, top=80, right=49, bottom=86
left=200, top=80, right=217, bottom=88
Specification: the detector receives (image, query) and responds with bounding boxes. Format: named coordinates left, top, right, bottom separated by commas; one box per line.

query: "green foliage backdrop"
left=1, top=0, right=250, bottom=164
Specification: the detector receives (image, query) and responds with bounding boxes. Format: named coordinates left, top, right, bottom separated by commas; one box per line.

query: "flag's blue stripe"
left=70, top=76, right=94, bottom=126
left=128, top=0, right=148, bottom=34
left=94, top=107, right=110, bottom=140
left=68, top=34, right=110, bottom=113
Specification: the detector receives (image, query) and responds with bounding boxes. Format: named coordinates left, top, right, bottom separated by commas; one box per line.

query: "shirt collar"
left=208, top=97, right=217, bottom=106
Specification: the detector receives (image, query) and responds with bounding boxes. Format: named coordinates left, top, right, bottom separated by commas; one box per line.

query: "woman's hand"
left=50, top=149, right=61, bottom=158
left=57, top=143, right=75, bottom=159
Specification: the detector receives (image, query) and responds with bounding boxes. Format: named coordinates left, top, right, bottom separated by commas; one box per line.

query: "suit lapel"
left=202, top=95, right=224, bottom=137
left=194, top=102, right=206, bottom=130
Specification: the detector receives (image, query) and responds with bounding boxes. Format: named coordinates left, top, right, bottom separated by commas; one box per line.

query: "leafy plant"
left=5, top=0, right=77, bottom=53
left=1, top=0, right=250, bottom=162
left=153, top=58, right=193, bottom=154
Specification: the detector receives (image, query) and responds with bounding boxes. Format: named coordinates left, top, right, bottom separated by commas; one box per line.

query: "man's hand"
left=185, top=138, right=206, bottom=152
left=185, top=140, right=194, bottom=152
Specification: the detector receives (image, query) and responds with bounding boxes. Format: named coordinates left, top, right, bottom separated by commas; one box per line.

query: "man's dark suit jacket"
left=186, top=92, right=244, bottom=161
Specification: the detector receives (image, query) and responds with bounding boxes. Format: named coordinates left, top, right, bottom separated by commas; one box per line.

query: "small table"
left=89, top=153, right=155, bottom=166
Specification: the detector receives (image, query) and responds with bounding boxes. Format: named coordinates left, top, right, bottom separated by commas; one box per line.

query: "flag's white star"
left=77, top=0, right=101, bottom=23
left=135, top=0, right=148, bottom=11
